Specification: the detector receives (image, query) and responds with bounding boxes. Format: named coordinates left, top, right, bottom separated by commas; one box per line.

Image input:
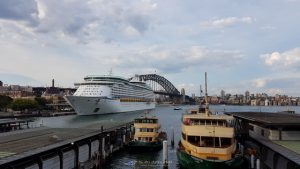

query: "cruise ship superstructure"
left=64, top=75, right=155, bottom=115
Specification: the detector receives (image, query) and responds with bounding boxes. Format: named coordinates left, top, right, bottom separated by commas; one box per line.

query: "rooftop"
left=225, top=112, right=300, bottom=127
left=273, top=141, right=300, bottom=155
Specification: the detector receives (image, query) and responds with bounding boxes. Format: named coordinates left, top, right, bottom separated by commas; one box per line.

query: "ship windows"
left=139, top=128, right=154, bottom=132
left=220, top=138, right=232, bottom=147
left=186, top=136, right=232, bottom=148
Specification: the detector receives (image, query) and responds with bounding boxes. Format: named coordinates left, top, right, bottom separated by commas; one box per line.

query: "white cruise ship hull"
left=64, top=96, right=155, bottom=115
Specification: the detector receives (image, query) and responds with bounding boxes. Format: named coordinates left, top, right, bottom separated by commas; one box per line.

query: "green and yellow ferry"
left=177, top=73, right=244, bottom=169
left=128, top=116, right=167, bottom=151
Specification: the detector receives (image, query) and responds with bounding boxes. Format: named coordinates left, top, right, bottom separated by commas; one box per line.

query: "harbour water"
left=32, top=105, right=300, bottom=168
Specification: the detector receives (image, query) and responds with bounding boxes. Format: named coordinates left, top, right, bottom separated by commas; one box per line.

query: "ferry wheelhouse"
left=128, top=116, right=167, bottom=151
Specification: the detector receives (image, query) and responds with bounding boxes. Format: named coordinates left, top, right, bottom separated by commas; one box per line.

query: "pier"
left=0, top=122, right=133, bottom=169
left=0, top=119, right=34, bottom=132
left=227, top=112, right=300, bottom=169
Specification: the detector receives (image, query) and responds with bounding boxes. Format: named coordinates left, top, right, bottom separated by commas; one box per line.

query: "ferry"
left=64, top=75, right=155, bottom=115
left=177, top=73, right=244, bottom=169
left=127, top=116, right=167, bottom=151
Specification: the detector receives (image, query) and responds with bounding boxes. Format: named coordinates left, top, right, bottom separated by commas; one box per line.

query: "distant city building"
left=42, top=79, right=62, bottom=98
left=192, top=93, right=195, bottom=99
left=265, top=99, right=270, bottom=106
left=181, top=88, right=185, bottom=103
left=0, top=84, right=34, bottom=98
left=220, top=90, right=225, bottom=99
left=0, top=80, right=3, bottom=87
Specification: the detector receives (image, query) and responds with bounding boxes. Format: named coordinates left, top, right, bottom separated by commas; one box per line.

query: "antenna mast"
left=205, top=72, right=210, bottom=116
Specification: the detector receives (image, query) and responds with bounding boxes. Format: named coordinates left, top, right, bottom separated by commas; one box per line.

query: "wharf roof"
left=254, top=136, right=300, bottom=165
left=0, top=119, right=34, bottom=125
left=225, top=112, right=300, bottom=127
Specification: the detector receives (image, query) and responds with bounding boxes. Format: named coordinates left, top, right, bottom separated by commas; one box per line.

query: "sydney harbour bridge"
left=129, top=74, right=193, bottom=103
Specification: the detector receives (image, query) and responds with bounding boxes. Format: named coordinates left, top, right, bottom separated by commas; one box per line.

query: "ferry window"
left=220, top=138, right=232, bottom=147
left=200, top=136, right=214, bottom=147
left=206, top=120, right=212, bottom=125
left=182, top=132, right=186, bottom=140
left=211, top=120, right=217, bottom=126
left=200, top=120, right=205, bottom=125
left=187, top=135, right=200, bottom=146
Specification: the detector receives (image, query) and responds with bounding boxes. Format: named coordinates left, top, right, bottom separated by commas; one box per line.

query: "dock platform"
left=0, top=121, right=133, bottom=169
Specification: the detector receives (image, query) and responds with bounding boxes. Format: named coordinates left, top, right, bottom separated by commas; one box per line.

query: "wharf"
left=0, top=121, right=133, bottom=169
left=0, top=119, right=34, bottom=132
left=226, top=112, right=300, bottom=169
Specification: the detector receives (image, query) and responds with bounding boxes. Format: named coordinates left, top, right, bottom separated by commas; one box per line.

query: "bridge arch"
left=129, top=74, right=180, bottom=96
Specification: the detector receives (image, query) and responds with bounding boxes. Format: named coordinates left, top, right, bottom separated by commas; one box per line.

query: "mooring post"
left=240, top=144, right=244, bottom=155
left=123, top=134, right=126, bottom=145
left=256, top=158, right=260, bottom=169
left=251, top=154, right=255, bottom=169
left=171, top=128, right=174, bottom=147
left=102, top=137, right=105, bottom=160
left=110, top=144, right=113, bottom=154
left=163, top=140, right=168, bottom=168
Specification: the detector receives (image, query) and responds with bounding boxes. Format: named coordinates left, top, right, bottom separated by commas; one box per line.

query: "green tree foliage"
left=34, top=97, right=48, bottom=109
left=0, top=95, right=13, bottom=110
left=10, top=99, right=38, bottom=111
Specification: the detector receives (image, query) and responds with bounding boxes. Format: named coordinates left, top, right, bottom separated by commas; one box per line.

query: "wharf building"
left=228, top=112, right=300, bottom=169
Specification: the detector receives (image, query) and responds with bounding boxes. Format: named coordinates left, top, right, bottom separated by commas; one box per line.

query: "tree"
left=35, top=97, right=48, bottom=109
left=10, top=99, right=38, bottom=111
left=0, top=95, right=13, bottom=111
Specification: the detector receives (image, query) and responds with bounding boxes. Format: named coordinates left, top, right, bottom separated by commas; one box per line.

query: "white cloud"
left=200, top=17, right=254, bottom=28
left=124, top=25, right=141, bottom=37
left=260, top=25, right=276, bottom=30
left=93, top=45, right=244, bottom=74
left=252, top=78, right=267, bottom=88
left=261, top=47, right=300, bottom=69
left=0, top=0, right=158, bottom=44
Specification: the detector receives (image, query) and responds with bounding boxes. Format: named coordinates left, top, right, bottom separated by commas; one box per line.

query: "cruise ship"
left=64, top=75, right=155, bottom=115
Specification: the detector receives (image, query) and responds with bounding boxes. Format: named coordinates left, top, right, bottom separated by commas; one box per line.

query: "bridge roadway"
left=0, top=121, right=133, bottom=168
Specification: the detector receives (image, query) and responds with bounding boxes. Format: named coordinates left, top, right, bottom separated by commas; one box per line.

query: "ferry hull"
left=127, top=141, right=162, bottom=151
left=64, top=96, right=155, bottom=115
left=176, top=149, right=244, bottom=169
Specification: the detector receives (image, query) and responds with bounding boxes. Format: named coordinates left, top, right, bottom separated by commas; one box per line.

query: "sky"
left=1, top=0, right=300, bottom=96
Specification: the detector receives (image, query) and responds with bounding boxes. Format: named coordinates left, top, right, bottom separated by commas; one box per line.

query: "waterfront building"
left=0, top=83, right=34, bottom=98
left=230, top=112, right=300, bottom=169
left=181, top=88, right=185, bottom=103
left=220, top=90, right=225, bottom=100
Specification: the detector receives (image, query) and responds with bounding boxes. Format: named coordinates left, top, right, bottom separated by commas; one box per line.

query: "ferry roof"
left=135, top=116, right=158, bottom=120
left=225, top=112, right=300, bottom=127
left=183, top=113, right=233, bottom=120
